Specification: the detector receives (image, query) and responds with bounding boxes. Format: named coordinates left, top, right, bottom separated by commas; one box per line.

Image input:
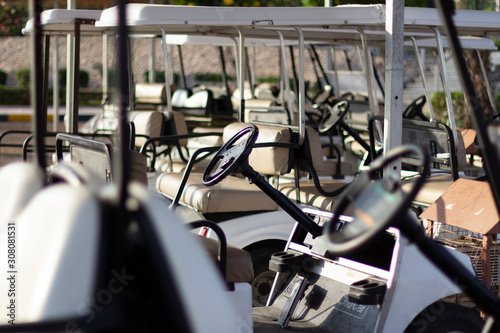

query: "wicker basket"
left=427, top=222, right=500, bottom=291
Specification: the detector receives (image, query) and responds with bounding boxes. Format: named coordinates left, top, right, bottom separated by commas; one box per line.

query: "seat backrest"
left=56, top=133, right=147, bottom=186
left=183, top=89, right=213, bottom=109
left=0, top=162, right=44, bottom=223
left=134, top=83, right=167, bottom=107
left=255, top=83, right=278, bottom=101
left=161, top=111, right=190, bottom=147
left=401, top=119, right=465, bottom=179
left=128, top=184, right=240, bottom=332
left=343, top=99, right=373, bottom=132
left=171, top=88, right=192, bottom=108
left=129, top=110, right=164, bottom=147
left=173, top=89, right=215, bottom=117
left=222, top=122, right=292, bottom=176
left=57, top=133, right=114, bottom=184
left=3, top=184, right=100, bottom=325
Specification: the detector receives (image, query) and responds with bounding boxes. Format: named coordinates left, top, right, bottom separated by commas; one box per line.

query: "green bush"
left=194, top=72, right=233, bottom=82
left=0, top=71, right=7, bottom=85
left=14, top=69, right=30, bottom=87
left=430, top=91, right=469, bottom=128
left=495, top=94, right=500, bottom=111
left=59, top=69, right=90, bottom=88
left=0, top=86, right=30, bottom=105
left=257, top=76, right=279, bottom=84
left=0, top=86, right=102, bottom=106
left=144, top=70, right=180, bottom=84
left=257, top=76, right=294, bottom=88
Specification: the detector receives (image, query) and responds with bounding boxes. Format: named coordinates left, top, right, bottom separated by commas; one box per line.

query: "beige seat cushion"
left=197, top=235, right=254, bottom=284
left=129, top=110, right=164, bottom=147
left=317, top=159, right=354, bottom=177
left=134, top=83, right=166, bottom=105
left=157, top=173, right=278, bottom=213
left=402, top=173, right=455, bottom=205
left=279, top=179, right=348, bottom=211
left=155, top=123, right=292, bottom=213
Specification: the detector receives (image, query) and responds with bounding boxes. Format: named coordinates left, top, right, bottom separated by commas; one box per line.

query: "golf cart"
left=3, top=2, right=500, bottom=333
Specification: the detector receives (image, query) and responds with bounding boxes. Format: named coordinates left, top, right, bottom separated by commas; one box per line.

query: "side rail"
left=21, top=132, right=114, bottom=162
left=139, top=132, right=223, bottom=172
left=368, top=117, right=459, bottom=180
left=56, top=133, right=114, bottom=184
left=401, top=119, right=459, bottom=180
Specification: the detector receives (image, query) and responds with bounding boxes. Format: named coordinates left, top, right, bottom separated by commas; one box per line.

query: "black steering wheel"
left=324, top=145, right=429, bottom=255
left=318, top=100, right=350, bottom=133
left=403, top=95, right=429, bottom=121
left=202, top=125, right=258, bottom=186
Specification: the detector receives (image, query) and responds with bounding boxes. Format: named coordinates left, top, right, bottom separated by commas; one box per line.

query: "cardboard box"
left=420, top=178, right=500, bottom=235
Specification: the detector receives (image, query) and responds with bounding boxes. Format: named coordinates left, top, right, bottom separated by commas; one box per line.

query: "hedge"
left=430, top=91, right=500, bottom=128
left=0, top=86, right=102, bottom=106
left=14, top=69, right=30, bottom=87
left=59, top=69, right=90, bottom=88
left=0, top=71, right=7, bottom=85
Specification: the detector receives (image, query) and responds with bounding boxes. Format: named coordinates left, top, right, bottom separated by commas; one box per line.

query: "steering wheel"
left=324, top=145, right=429, bottom=255
left=403, top=95, right=429, bottom=121
left=202, top=125, right=258, bottom=186
left=318, top=100, right=350, bottom=133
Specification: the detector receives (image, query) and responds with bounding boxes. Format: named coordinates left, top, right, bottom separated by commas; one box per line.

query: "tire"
left=249, top=247, right=282, bottom=307
left=405, top=302, right=484, bottom=333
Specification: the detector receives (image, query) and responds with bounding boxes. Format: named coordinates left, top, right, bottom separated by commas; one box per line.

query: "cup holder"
left=348, top=277, right=387, bottom=305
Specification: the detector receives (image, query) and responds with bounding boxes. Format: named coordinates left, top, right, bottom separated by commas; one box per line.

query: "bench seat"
left=197, top=235, right=254, bottom=284
left=157, top=172, right=278, bottom=213
left=279, top=179, right=347, bottom=211
left=402, top=173, right=455, bottom=206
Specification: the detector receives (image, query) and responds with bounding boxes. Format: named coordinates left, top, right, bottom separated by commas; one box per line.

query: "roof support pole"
left=475, top=49, right=498, bottom=115
left=160, top=27, right=172, bottom=114
left=383, top=0, right=404, bottom=176
left=294, top=27, right=305, bottom=145
left=71, top=19, right=81, bottom=133
left=411, top=37, right=436, bottom=121
left=65, top=0, right=75, bottom=133
left=237, top=28, right=245, bottom=122
left=276, top=31, right=293, bottom=124
left=30, top=0, right=45, bottom=170
left=357, top=29, right=379, bottom=122
left=432, top=26, right=458, bottom=149
left=102, top=34, right=108, bottom=105
left=52, top=35, right=59, bottom=131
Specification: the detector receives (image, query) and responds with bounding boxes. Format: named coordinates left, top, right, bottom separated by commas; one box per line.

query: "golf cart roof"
left=404, top=36, right=498, bottom=50
left=96, top=4, right=500, bottom=38
left=22, top=9, right=103, bottom=35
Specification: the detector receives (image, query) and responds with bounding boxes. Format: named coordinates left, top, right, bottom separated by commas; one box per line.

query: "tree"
left=0, top=3, right=28, bottom=37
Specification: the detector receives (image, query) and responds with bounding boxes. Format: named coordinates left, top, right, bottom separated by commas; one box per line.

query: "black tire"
left=249, top=247, right=282, bottom=307
left=405, top=302, right=484, bottom=333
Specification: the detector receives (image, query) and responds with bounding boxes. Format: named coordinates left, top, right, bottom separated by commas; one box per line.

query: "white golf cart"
left=4, top=2, right=500, bottom=333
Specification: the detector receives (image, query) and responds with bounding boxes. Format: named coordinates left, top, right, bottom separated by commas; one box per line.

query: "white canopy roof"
left=95, top=4, right=500, bottom=39
left=22, top=9, right=103, bottom=35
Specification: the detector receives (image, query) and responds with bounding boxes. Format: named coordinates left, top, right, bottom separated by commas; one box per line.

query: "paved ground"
left=0, top=105, right=101, bottom=167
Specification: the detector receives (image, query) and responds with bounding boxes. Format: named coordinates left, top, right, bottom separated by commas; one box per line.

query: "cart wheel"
left=405, top=302, right=484, bottom=333
left=250, top=247, right=283, bottom=307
